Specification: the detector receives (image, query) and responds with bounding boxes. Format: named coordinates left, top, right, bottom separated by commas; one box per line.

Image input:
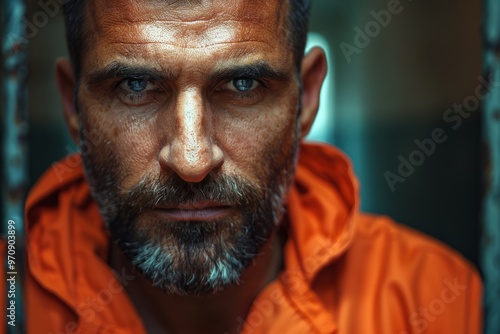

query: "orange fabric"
left=3, top=143, right=482, bottom=333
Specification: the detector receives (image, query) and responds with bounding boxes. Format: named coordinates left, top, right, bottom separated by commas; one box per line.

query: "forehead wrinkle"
left=87, top=0, right=285, bottom=33
left=85, top=0, right=291, bottom=56
left=108, top=39, right=272, bottom=49
left=99, top=18, right=282, bottom=49
left=83, top=0, right=293, bottom=75
left=88, top=1, right=208, bottom=26
left=90, top=0, right=204, bottom=17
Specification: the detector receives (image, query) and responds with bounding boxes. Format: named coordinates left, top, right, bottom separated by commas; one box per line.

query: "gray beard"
left=80, top=134, right=298, bottom=295
left=108, top=174, right=287, bottom=295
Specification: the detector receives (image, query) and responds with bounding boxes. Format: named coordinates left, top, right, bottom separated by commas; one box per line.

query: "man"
left=8, top=0, right=482, bottom=333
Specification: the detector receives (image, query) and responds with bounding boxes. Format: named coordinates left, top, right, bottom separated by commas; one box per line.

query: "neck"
left=110, top=231, right=283, bottom=334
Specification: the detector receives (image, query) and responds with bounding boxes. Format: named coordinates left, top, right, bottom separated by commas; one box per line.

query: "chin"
left=113, top=213, right=271, bottom=296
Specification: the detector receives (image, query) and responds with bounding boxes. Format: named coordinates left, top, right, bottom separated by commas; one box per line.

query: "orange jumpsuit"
left=1, top=143, right=483, bottom=333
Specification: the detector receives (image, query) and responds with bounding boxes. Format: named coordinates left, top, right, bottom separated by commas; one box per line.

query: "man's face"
left=72, top=0, right=304, bottom=295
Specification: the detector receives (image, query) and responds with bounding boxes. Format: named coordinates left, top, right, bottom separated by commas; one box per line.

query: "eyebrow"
left=85, top=60, right=291, bottom=86
left=211, top=62, right=291, bottom=83
left=86, top=62, right=169, bottom=86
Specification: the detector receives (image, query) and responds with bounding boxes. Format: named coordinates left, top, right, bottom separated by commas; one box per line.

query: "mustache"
left=121, top=173, right=263, bottom=211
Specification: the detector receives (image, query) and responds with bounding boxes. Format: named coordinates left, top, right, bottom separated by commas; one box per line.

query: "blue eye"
left=233, top=78, right=255, bottom=92
left=117, top=78, right=160, bottom=106
left=127, top=78, right=148, bottom=92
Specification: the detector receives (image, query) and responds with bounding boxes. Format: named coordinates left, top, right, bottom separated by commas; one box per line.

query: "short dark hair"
left=62, top=0, right=311, bottom=80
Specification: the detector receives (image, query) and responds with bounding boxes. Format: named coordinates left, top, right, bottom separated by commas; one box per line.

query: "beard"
left=80, top=127, right=299, bottom=296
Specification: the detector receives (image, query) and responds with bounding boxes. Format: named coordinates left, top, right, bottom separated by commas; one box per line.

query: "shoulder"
left=340, top=213, right=483, bottom=333
left=354, top=213, right=479, bottom=277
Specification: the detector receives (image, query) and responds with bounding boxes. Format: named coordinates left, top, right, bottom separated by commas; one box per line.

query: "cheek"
left=216, top=100, right=298, bottom=180
left=79, top=100, right=160, bottom=189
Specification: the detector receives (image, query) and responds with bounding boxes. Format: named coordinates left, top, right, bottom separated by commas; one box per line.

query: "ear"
left=55, top=58, right=79, bottom=144
left=299, top=47, right=328, bottom=139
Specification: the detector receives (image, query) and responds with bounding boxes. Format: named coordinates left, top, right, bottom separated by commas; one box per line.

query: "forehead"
left=82, top=0, right=291, bottom=73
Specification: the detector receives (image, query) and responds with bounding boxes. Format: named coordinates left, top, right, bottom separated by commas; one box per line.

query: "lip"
left=153, top=202, right=235, bottom=221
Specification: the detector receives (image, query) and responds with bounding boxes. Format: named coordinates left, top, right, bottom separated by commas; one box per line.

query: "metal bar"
left=481, top=0, right=500, bottom=333
left=2, top=0, right=28, bottom=333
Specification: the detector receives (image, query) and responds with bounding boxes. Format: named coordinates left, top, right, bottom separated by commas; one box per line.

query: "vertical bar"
left=481, top=1, right=500, bottom=333
left=2, top=0, right=28, bottom=333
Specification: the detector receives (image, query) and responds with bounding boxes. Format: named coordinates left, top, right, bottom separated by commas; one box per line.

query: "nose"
left=158, top=89, right=223, bottom=183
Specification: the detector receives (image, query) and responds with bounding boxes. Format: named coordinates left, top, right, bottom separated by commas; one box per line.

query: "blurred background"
left=2, top=0, right=496, bottom=331
left=307, top=0, right=483, bottom=269
left=24, top=0, right=483, bottom=268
